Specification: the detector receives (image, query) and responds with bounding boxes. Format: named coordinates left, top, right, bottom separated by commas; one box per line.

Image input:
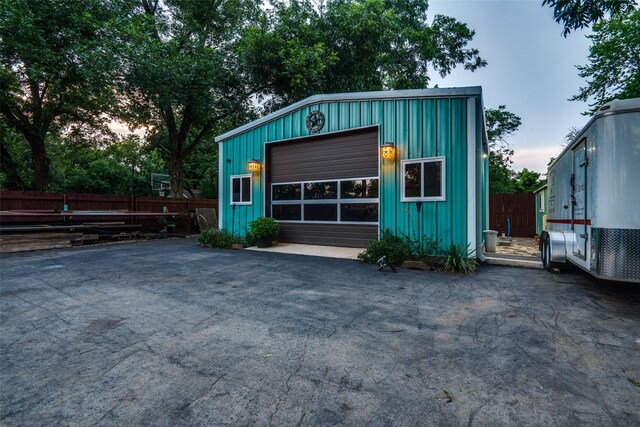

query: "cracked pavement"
left=1, top=238, right=639, bottom=426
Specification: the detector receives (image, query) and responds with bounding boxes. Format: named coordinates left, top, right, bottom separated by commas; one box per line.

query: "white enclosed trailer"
left=540, top=98, right=640, bottom=283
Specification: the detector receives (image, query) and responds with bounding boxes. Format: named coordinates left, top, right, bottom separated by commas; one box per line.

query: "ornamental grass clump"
left=440, top=242, right=478, bottom=274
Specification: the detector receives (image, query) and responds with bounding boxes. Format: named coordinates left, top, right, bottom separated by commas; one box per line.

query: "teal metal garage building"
left=215, top=87, right=489, bottom=253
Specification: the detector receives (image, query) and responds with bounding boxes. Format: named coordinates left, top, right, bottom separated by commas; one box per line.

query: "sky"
left=428, top=0, right=593, bottom=174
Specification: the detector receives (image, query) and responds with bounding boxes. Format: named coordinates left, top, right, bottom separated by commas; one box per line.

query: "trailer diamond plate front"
left=590, top=228, right=640, bottom=282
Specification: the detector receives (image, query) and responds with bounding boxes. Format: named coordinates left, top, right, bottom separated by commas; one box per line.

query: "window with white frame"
left=231, top=174, right=252, bottom=205
left=401, top=157, right=445, bottom=202
left=271, top=177, right=379, bottom=223
left=539, top=192, right=545, bottom=212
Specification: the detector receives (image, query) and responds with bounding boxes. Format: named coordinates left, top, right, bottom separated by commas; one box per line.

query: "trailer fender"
left=540, top=231, right=567, bottom=269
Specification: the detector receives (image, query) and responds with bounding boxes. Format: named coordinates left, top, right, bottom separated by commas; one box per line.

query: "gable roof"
left=215, top=86, right=483, bottom=143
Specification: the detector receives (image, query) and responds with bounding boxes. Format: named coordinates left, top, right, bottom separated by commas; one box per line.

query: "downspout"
left=476, top=96, right=488, bottom=263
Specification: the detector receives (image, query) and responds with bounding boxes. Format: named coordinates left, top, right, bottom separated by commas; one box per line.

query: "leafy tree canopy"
left=485, top=105, right=522, bottom=194
left=241, top=0, right=486, bottom=112
left=571, top=8, right=640, bottom=114
left=542, top=0, right=637, bottom=36
left=514, top=168, right=545, bottom=193
left=0, top=0, right=125, bottom=190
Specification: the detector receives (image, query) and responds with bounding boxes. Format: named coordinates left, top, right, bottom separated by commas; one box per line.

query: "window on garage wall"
left=231, top=174, right=252, bottom=205
left=271, top=177, right=379, bottom=223
left=401, top=157, right=446, bottom=202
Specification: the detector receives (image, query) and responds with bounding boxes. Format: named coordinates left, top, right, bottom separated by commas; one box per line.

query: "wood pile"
left=0, top=220, right=156, bottom=254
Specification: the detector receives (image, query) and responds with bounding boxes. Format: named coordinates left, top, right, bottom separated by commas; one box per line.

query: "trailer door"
left=572, top=139, right=588, bottom=259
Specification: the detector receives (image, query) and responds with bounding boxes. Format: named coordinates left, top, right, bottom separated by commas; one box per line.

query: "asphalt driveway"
left=1, top=239, right=639, bottom=426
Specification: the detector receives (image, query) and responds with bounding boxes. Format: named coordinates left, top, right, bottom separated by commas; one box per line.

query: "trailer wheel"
left=542, top=237, right=552, bottom=271
left=542, top=236, right=563, bottom=273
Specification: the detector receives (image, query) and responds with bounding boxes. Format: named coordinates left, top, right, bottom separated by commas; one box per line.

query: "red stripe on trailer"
left=546, top=218, right=591, bottom=225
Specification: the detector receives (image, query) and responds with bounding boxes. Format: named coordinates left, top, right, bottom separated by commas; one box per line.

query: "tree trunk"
left=169, top=156, right=184, bottom=198
left=26, top=134, right=49, bottom=191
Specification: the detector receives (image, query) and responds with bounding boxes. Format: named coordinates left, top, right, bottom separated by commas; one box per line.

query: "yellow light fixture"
left=381, top=142, right=395, bottom=160
left=247, top=159, right=261, bottom=173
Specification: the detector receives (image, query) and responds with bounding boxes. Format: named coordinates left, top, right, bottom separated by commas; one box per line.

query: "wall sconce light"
left=247, top=159, right=261, bottom=173
left=381, top=142, right=395, bottom=160
left=482, top=153, right=488, bottom=159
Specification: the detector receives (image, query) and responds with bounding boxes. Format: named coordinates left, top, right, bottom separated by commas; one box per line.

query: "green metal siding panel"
left=451, top=99, right=467, bottom=247
left=360, top=102, right=372, bottom=127
left=405, top=100, right=422, bottom=238
left=349, top=102, right=361, bottom=128
left=422, top=100, right=438, bottom=239
left=436, top=98, right=451, bottom=244
left=328, top=103, right=338, bottom=132
left=535, top=188, right=547, bottom=235
left=282, top=114, right=292, bottom=140
left=382, top=100, right=396, bottom=234
left=339, top=102, right=350, bottom=130
left=221, top=95, right=477, bottom=246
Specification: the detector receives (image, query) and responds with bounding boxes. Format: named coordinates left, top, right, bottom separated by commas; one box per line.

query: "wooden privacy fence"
left=0, top=191, right=218, bottom=215
left=489, top=193, right=536, bottom=238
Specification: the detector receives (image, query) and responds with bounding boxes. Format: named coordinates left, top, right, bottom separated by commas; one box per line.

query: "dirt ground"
left=494, top=236, right=541, bottom=258
left=1, top=239, right=639, bottom=426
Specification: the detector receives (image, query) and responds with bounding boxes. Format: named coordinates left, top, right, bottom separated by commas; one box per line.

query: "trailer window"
left=401, top=157, right=445, bottom=202
left=539, top=193, right=545, bottom=212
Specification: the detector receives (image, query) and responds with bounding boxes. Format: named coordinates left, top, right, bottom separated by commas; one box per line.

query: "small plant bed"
left=358, top=229, right=478, bottom=274
left=248, top=217, right=280, bottom=248
left=198, top=228, right=245, bottom=249
left=198, top=216, right=281, bottom=250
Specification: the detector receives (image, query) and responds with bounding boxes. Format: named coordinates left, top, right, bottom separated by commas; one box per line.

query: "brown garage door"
left=267, top=127, right=379, bottom=248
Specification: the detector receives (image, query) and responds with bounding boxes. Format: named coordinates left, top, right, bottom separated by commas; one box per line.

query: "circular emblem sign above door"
left=305, top=110, right=325, bottom=133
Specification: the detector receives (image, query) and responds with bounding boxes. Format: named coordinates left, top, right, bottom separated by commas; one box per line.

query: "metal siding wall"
left=451, top=99, right=467, bottom=247
left=396, top=100, right=410, bottom=236
left=349, top=102, right=360, bottom=127
left=382, top=100, right=396, bottom=235
left=407, top=100, right=423, bottom=239
left=221, top=96, right=472, bottom=245
left=436, top=99, right=450, bottom=244
left=422, top=100, right=438, bottom=239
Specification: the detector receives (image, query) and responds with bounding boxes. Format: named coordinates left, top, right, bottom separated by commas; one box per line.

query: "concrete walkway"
left=246, top=242, right=362, bottom=259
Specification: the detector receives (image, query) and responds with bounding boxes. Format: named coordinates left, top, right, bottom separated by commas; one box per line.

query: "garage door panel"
left=270, top=128, right=378, bottom=182
left=279, top=223, right=377, bottom=248
left=269, top=127, right=379, bottom=247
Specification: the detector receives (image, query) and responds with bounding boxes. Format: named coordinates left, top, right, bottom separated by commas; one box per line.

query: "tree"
left=561, top=126, right=581, bottom=147
left=542, top=0, right=637, bottom=36
left=571, top=9, right=640, bottom=114
left=47, top=135, right=167, bottom=196
left=485, top=106, right=522, bottom=194
left=0, top=117, right=30, bottom=190
left=0, top=0, right=124, bottom=190
left=119, top=0, right=262, bottom=197
left=121, top=0, right=486, bottom=197
left=241, top=0, right=486, bottom=112
left=514, top=168, right=545, bottom=193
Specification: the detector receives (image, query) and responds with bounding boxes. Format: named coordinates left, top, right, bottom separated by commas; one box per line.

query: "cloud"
left=511, top=146, right=562, bottom=175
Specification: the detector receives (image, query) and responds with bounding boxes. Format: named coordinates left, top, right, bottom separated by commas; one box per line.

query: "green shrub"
left=440, top=242, right=478, bottom=274
left=248, top=217, right=280, bottom=239
left=243, top=232, right=257, bottom=248
left=358, top=229, right=412, bottom=266
left=405, top=234, right=441, bottom=263
left=198, top=228, right=242, bottom=249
